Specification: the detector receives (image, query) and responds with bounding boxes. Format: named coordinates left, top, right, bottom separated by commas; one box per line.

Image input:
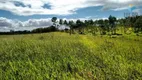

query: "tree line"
left=0, top=15, right=142, bottom=35
left=56, top=15, right=142, bottom=35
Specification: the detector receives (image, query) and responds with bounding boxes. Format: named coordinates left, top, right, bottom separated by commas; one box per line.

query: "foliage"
left=134, top=16, right=142, bottom=33
left=32, top=26, right=58, bottom=33
left=64, top=20, right=68, bottom=25
left=59, top=19, right=63, bottom=25
left=51, top=17, right=57, bottom=27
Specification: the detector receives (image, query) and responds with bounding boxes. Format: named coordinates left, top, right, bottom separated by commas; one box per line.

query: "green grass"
left=0, top=32, right=142, bottom=80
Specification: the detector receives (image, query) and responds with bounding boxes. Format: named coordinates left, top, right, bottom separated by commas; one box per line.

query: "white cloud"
left=24, top=18, right=53, bottom=27
left=0, top=0, right=142, bottom=16
left=0, top=17, right=13, bottom=28
left=0, top=17, right=53, bottom=32
left=133, top=8, right=142, bottom=15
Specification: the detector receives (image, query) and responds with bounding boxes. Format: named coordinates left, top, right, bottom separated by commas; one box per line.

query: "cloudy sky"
left=0, top=0, right=142, bottom=32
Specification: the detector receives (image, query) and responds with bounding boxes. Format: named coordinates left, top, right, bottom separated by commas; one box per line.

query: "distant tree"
left=104, top=19, right=109, bottom=32
left=117, top=18, right=126, bottom=33
left=134, top=16, right=142, bottom=33
left=98, top=19, right=106, bottom=35
left=68, top=20, right=75, bottom=35
left=88, top=19, right=94, bottom=26
left=108, top=15, right=117, bottom=34
left=64, top=20, right=68, bottom=25
left=51, top=17, right=57, bottom=27
left=59, top=19, right=63, bottom=25
left=98, top=19, right=104, bottom=25
left=32, top=26, right=58, bottom=33
left=76, top=20, right=85, bottom=34
left=84, top=20, right=97, bottom=35
left=123, top=16, right=139, bottom=34
left=84, top=20, right=88, bottom=26
left=10, top=30, right=14, bottom=33
left=117, top=18, right=124, bottom=26
left=76, top=20, right=82, bottom=27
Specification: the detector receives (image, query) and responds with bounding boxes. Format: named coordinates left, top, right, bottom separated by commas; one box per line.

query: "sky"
left=0, top=0, right=142, bottom=32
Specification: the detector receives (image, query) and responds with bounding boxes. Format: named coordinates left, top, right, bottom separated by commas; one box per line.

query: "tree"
left=51, top=17, right=57, bottom=27
left=134, top=16, right=142, bottom=33
left=68, top=20, right=75, bottom=35
left=88, top=19, right=94, bottom=26
left=76, top=20, right=82, bottom=27
left=104, top=19, right=109, bottom=32
left=59, top=19, right=63, bottom=25
left=76, top=20, right=85, bottom=34
left=108, top=15, right=117, bottom=34
left=84, top=20, right=89, bottom=26
left=98, top=19, right=106, bottom=35
left=64, top=20, right=68, bottom=25
left=117, top=18, right=126, bottom=33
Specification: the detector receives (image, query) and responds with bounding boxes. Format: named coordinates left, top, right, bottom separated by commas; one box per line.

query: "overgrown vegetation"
left=0, top=32, right=142, bottom=80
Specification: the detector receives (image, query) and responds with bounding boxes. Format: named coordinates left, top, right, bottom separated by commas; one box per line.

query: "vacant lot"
left=0, top=32, right=142, bottom=80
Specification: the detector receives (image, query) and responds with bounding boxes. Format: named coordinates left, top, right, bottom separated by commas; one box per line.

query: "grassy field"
left=0, top=32, right=142, bottom=80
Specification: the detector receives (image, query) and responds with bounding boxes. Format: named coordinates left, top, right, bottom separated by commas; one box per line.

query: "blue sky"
left=0, top=5, right=139, bottom=21
left=0, top=6, right=130, bottom=21
left=0, top=0, right=142, bottom=31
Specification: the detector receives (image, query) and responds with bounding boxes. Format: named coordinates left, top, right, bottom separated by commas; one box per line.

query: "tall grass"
left=0, top=32, right=142, bottom=80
